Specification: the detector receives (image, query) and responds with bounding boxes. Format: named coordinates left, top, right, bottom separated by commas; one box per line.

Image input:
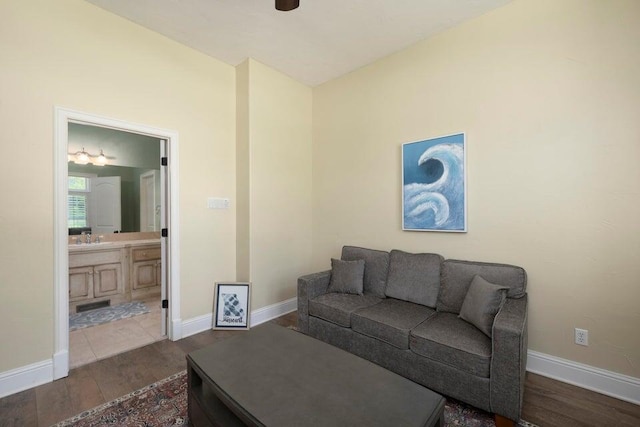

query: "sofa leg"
left=494, top=414, right=515, bottom=427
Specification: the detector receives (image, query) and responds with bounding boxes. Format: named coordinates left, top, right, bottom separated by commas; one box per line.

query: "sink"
left=69, top=241, right=114, bottom=248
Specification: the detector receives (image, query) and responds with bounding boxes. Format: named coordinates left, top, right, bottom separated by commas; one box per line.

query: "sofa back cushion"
left=327, top=258, right=365, bottom=295
left=385, top=250, right=443, bottom=308
left=341, top=246, right=389, bottom=298
left=437, top=259, right=527, bottom=314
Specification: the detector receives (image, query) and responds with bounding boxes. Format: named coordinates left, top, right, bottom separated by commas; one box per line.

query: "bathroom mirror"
left=68, top=123, right=161, bottom=234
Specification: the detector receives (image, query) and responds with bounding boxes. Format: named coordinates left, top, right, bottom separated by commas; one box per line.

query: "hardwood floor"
left=1, top=311, right=638, bottom=426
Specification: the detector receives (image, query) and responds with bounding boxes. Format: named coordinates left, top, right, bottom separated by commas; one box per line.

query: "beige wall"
left=2, top=0, right=637, bottom=387
left=237, top=59, right=313, bottom=308
left=0, top=0, right=236, bottom=372
left=312, top=0, right=640, bottom=378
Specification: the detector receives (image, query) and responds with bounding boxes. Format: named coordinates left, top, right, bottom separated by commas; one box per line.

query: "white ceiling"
left=85, top=0, right=512, bottom=87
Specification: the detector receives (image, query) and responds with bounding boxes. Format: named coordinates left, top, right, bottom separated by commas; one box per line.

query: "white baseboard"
left=527, top=350, right=640, bottom=405
left=181, top=313, right=213, bottom=339
left=0, top=359, right=53, bottom=399
left=181, top=297, right=297, bottom=339
left=250, top=297, right=297, bottom=326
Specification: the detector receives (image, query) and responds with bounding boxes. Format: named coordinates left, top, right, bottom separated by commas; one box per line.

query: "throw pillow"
left=328, top=258, right=365, bottom=295
left=459, top=275, right=508, bottom=337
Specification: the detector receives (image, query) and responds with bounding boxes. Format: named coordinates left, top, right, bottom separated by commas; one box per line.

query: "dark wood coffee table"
left=187, top=323, right=444, bottom=427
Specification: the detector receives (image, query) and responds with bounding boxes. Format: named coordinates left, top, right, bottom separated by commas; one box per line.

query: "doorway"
left=53, top=107, right=182, bottom=380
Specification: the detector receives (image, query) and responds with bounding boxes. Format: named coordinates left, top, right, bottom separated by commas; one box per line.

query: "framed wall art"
left=213, top=282, right=251, bottom=330
left=402, top=133, right=467, bottom=232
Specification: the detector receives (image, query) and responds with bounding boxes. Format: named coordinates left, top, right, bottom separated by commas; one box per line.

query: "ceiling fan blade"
left=275, top=0, right=299, bottom=11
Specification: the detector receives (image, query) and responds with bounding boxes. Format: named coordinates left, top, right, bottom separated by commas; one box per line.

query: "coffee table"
left=187, top=323, right=444, bottom=427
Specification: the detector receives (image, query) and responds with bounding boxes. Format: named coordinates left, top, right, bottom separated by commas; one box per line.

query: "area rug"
left=53, top=370, right=538, bottom=427
left=69, top=301, right=150, bottom=331
left=53, top=371, right=186, bottom=427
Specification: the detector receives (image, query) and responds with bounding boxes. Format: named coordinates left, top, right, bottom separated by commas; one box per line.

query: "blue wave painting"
left=402, top=133, right=466, bottom=231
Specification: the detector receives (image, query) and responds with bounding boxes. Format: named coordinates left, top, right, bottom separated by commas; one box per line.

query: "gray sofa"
left=297, top=246, right=528, bottom=423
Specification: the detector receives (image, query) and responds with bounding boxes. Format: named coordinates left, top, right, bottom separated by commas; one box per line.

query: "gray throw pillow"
left=459, top=275, right=508, bottom=337
left=328, top=258, right=365, bottom=295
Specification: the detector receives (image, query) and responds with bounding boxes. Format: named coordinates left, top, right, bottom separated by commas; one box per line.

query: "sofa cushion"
left=309, top=293, right=382, bottom=327
left=327, top=258, right=365, bottom=295
left=352, top=298, right=436, bottom=349
left=437, top=259, right=527, bottom=314
left=385, top=250, right=443, bottom=308
left=341, top=246, right=389, bottom=298
left=459, top=275, right=508, bottom=337
left=410, top=312, right=492, bottom=377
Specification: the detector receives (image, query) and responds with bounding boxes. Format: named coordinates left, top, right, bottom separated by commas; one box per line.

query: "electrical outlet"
left=575, top=328, right=589, bottom=346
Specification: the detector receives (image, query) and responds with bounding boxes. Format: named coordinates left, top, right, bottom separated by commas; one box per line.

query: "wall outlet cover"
left=575, top=328, right=589, bottom=346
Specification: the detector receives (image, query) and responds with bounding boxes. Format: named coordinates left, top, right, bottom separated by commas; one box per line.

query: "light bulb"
left=95, top=149, right=107, bottom=166
left=75, top=148, right=90, bottom=165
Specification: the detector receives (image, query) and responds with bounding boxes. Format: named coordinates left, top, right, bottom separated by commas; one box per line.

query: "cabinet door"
left=69, top=266, right=94, bottom=301
left=94, top=263, right=123, bottom=297
left=133, top=260, right=158, bottom=290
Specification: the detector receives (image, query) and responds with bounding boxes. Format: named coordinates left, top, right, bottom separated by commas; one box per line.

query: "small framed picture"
left=213, top=282, right=251, bottom=330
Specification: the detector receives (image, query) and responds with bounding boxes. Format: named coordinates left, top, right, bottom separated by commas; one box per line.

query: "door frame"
left=53, top=107, right=182, bottom=380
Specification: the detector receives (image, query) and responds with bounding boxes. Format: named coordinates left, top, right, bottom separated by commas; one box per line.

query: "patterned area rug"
left=445, top=398, right=538, bottom=427
left=69, top=301, right=150, bottom=331
left=53, top=370, right=538, bottom=427
left=53, top=371, right=187, bottom=427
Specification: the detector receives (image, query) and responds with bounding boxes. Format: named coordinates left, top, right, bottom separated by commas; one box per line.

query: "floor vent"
left=76, top=300, right=110, bottom=313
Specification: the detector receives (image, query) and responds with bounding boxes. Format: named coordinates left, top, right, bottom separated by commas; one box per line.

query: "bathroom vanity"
left=68, top=238, right=161, bottom=313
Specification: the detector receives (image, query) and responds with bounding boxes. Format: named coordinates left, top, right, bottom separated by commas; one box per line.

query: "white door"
left=140, top=170, right=160, bottom=232
left=89, top=176, right=122, bottom=234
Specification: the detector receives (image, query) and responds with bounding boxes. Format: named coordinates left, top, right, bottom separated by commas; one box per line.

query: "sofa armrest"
left=490, top=295, right=528, bottom=421
left=297, top=271, right=331, bottom=333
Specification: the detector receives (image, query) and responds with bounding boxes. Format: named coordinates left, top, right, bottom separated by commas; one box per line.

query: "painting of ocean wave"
left=402, top=133, right=466, bottom=232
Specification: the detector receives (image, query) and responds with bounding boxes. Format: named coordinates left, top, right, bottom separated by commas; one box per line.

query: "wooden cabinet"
left=68, top=249, right=127, bottom=312
left=131, top=245, right=162, bottom=298
left=68, top=240, right=161, bottom=313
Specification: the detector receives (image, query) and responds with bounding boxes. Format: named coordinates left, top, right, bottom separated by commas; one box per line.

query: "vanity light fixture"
left=72, top=147, right=109, bottom=166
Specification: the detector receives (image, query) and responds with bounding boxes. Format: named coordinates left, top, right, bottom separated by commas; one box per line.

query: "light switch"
left=208, top=197, right=230, bottom=209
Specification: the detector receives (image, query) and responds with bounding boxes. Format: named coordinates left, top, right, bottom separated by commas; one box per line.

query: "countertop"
left=68, top=238, right=161, bottom=252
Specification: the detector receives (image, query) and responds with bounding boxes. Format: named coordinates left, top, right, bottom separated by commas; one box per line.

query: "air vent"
left=76, top=300, right=110, bottom=313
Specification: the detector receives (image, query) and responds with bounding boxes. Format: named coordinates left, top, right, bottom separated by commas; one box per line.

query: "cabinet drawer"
left=132, top=246, right=161, bottom=261
left=70, top=249, right=122, bottom=268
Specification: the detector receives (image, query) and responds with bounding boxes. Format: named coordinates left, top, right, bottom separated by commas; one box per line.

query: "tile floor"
left=69, top=295, right=165, bottom=369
